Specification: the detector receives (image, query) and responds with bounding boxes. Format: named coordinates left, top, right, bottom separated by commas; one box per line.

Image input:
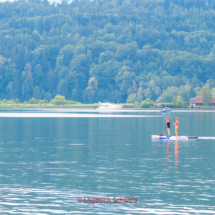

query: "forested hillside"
left=0, top=0, right=215, bottom=103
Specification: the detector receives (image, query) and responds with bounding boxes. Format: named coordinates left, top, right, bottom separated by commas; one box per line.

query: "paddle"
left=163, top=125, right=166, bottom=136
left=173, top=117, right=175, bottom=124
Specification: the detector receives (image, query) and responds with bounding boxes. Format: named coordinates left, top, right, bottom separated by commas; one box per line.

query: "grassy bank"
left=0, top=96, right=101, bottom=108
left=0, top=103, right=100, bottom=108
left=0, top=95, right=213, bottom=109
left=0, top=103, right=213, bottom=109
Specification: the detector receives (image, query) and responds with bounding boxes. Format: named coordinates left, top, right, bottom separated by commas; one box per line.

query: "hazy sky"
left=0, top=0, right=64, bottom=4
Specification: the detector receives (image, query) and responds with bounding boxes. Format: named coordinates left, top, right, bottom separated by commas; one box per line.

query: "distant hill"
left=0, top=0, right=214, bottom=103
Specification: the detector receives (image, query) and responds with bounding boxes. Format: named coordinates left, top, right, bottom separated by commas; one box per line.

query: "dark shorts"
left=167, top=123, right=170, bottom=128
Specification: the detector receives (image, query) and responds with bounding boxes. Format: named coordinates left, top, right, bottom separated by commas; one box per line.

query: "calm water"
left=0, top=109, right=215, bottom=214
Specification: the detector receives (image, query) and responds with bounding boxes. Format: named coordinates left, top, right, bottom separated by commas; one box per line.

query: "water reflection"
left=166, top=140, right=179, bottom=172
left=166, top=141, right=170, bottom=172
left=175, top=140, right=178, bottom=172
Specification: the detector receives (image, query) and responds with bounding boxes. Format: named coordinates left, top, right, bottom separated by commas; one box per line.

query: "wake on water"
left=198, top=137, right=215, bottom=139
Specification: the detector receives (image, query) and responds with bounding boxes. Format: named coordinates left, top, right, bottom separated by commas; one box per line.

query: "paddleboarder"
left=174, top=117, right=179, bottom=137
left=166, top=118, right=171, bottom=136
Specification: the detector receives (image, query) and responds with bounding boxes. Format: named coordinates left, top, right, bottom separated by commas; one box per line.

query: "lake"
left=0, top=109, right=215, bottom=214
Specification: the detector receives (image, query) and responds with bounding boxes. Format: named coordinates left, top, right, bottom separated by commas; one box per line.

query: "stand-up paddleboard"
left=152, top=135, right=198, bottom=140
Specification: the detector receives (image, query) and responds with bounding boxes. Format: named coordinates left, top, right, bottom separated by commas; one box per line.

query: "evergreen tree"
left=33, top=86, right=41, bottom=99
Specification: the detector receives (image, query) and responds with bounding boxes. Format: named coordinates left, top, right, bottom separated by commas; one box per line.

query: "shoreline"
left=0, top=103, right=213, bottom=109
left=0, top=104, right=100, bottom=108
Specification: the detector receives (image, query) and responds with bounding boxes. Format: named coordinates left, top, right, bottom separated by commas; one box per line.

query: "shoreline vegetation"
left=0, top=95, right=213, bottom=109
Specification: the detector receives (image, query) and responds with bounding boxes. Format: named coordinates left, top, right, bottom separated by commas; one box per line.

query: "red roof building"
left=195, top=96, right=202, bottom=106
left=190, top=98, right=195, bottom=104
left=211, top=97, right=215, bottom=105
left=190, top=96, right=215, bottom=106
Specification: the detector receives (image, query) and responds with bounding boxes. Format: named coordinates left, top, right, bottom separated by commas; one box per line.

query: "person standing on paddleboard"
left=174, top=117, right=179, bottom=137
left=166, top=118, right=171, bottom=136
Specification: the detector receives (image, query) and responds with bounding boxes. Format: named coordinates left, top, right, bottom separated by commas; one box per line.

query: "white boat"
left=152, top=135, right=198, bottom=140
left=160, top=107, right=171, bottom=112
left=97, top=102, right=123, bottom=110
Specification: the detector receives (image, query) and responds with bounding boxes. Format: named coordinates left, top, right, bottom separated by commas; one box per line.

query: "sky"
left=0, top=0, right=64, bottom=4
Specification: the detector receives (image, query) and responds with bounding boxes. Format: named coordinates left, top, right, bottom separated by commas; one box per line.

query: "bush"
left=126, top=98, right=135, bottom=103
left=51, top=95, right=67, bottom=105
left=67, top=100, right=78, bottom=104
left=28, top=98, right=40, bottom=104
left=140, top=98, right=154, bottom=108
left=184, top=102, right=189, bottom=107
left=122, top=103, right=137, bottom=108
left=14, top=98, right=20, bottom=103
left=1, top=99, right=14, bottom=104
left=159, top=103, right=174, bottom=108
left=2, top=99, right=7, bottom=103
left=8, top=100, right=15, bottom=104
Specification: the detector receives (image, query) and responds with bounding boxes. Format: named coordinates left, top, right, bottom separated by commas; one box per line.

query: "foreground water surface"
left=0, top=109, right=215, bottom=214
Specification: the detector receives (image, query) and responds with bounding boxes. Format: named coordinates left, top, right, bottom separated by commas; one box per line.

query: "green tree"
left=173, top=95, right=184, bottom=107
left=45, top=92, right=52, bottom=101
left=57, top=79, right=68, bottom=97
left=22, top=63, right=34, bottom=101
left=6, top=82, right=13, bottom=99
left=32, top=30, right=41, bottom=42
left=137, top=87, right=145, bottom=102
left=115, top=66, right=134, bottom=99
left=176, top=96, right=184, bottom=106
left=59, top=67, right=69, bottom=80
left=57, top=45, right=74, bottom=67
left=51, top=95, right=67, bottom=105
left=33, top=64, right=43, bottom=87
left=12, top=69, right=21, bottom=99
left=188, top=87, right=196, bottom=99
left=140, top=98, right=154, bottom=108
left=157, top=86, right=179, bottom=103
left=85, top=86, right=95, bottom=104
left=72, top=78, right=80, bottom=101
left=85, top=77, right=98, bottom=103
left=211, top=88, right=215, bottom=96
left=126, top=97, right=135, bottom=103
left=33, top=86, right=41, bottom=99
left=98, top=51, right=114, bottom=63
left=173, top=95, right=178, bottom=105
left=201, top=84, right=212, bottom=105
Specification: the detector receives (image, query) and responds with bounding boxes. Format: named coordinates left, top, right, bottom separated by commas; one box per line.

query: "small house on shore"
left=190, top=98, right=195, bottom=106
left=211, top=97, right=215, bottom=106
left=195, top=96, right=203, bottom=106
left=190, top=96, right=215, bottom=106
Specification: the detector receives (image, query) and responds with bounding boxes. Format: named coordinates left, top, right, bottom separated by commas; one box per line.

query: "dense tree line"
left=0, top=0, right=215, bottom=103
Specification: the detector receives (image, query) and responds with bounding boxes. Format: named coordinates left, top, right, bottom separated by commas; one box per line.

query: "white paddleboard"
left=151, top=135, right=198, bottom=140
